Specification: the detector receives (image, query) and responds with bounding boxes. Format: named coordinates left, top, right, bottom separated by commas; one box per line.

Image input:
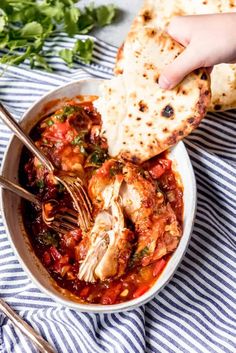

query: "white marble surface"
left=79, top=0, right=143, bottom=47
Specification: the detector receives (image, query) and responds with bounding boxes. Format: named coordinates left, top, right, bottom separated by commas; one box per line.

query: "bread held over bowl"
left=95, top=26, right=211, bottom=164
left=115, top=0, right=236, bottom=112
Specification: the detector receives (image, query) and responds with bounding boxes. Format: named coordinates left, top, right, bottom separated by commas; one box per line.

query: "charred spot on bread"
left=154, top=75, right=159, bottom=84
left=136, top=117, right=141, bottom=121
left=131, top=155, right=139, bottom=164
left=188, top=117, right=195, bottom=124
left=178, top=131, right=184, bottom=136
left=162, top=105, right=174, bottom=118
left=204, top=90, right=210, bottom=96
left=201, top=72, right=208, bottom=80
left=163, top=128, right=169, bottom=133
left=214, top=104, right=221, bottom=110
left=146, top=122, right=152, bottom=127
left=147, top=29, right=157, bottom=38
left=138, top=100, right=148, bottom=112
left=142, top=10, right=152, bottom=23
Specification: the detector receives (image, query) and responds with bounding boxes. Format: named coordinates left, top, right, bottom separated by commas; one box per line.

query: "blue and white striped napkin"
left=0, top=33, right=236, bottom=353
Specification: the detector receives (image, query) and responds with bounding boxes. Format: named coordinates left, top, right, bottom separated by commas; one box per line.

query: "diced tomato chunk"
left=49, top=246, right=62, bottom=261
left=59, top=255, right=70, bottom=265
left=52, top=260, right=61, bottom=273
left=70, top=229, right=82, bottom=241
left=42, top=251, right=51, bottom=266
left=153, top=259, right=166, bottom=277
left=133, top=285, right=150, bottom=299
left=80, top=286, right=90, bottom=298
left=61, top=265, right=71, bottom=277
left=149, top=159, right=172, bottom=179
left=160, top=159, right=172, bottom=169
left=100, top=284, right=122, bottom=305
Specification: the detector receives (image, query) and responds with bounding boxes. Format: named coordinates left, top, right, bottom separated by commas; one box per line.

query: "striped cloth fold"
left=0, top=33, right=236, bottom=353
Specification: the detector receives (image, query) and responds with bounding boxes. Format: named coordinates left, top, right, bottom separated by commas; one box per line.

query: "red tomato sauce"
left=19, top=100, right=183, bottom=305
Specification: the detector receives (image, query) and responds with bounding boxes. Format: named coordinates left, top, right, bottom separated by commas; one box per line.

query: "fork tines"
left=61, top=176, right=93, bottom=232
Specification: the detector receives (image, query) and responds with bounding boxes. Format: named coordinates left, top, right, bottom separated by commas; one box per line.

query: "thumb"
left=159, top=44, right=203, bottom=89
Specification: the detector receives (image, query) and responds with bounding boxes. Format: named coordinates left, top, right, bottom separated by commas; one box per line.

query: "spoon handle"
left=0, top=298, right=56, bottom=353
left=0, top=175, right=39, bottom=205
left=0, top=102, right=54, bottom=172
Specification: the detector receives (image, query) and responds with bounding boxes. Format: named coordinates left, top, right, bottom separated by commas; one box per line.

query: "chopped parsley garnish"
left=46, top=119, right=54, bottom=126
left=54, top=105, right=82, bottom=122
left=129, top=246, right=149, bottom=267
left=71, top=130, right=88, bottom=155
left=89, top=148, right=108, bottom=166
left=36, top=179, right=44, bottom=189
left=38, top=231, right=59, bottom=248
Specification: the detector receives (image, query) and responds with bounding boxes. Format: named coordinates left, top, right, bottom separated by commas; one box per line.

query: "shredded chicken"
left=78, top=211, right=112, bottom=282
left=78, top=175, right=133, bottom=282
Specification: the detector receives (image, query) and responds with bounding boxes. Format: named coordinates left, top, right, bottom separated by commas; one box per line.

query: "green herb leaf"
left=89, top=148, right=108, bottom=166
left=129, top=246, right=150, bottom=267
left=0, top=33, right=8, bottom=49
left=21, top=21, right=43, bottom=38
left=46, top=119, right=54, bottom=126
left=77, top=14, right=95, bottom=34
left=0, top=14, right=7, bottom=32
left=30, top=53, right=52, bottom=72
left=59, top=48, right=74, bottom=67
left=73, top=38, right=94, bottom=64
left=36, top=179, right=44, bottom=189
left=64, top=7, right=80, bottom=36
left=38, top=231, right=59, bottom=247
left=0, top=1, right=118, bottom=71
left=95, top=5, right=116, bottom=27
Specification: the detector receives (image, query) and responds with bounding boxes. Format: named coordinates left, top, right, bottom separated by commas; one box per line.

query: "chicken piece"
left=88, top=161, right=182, bottom=267
left=78, top=211, right=112, bottom=282
left=88, top=159, right=122, bottom=210
left=121, top=163, right=181, bottom=265
left=95, top=198, right=133, bottom=280
left=78, top=176, right=133, bottom=282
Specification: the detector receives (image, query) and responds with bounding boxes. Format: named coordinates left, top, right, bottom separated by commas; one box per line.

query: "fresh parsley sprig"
left=0, top=0, right=116, bottom=70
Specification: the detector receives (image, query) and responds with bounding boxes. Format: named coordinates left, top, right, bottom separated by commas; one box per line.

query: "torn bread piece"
left=95, top=27, right=210, bottom=163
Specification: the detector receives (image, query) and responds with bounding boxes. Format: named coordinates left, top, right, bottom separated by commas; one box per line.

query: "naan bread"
left=95, top=27, right=210, bottom=163
left=115, top=0, right=236, bottom=112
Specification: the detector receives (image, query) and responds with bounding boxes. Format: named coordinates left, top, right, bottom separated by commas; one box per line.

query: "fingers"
left=159, top=44, right=204, bottom=89
left=167, top=16, right=192, bottom=47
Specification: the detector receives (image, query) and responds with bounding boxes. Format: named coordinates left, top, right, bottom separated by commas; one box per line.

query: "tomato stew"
left=19, top=99, right=183, bottom=305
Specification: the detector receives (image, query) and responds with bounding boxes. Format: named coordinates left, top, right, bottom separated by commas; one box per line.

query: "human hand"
left=159, top=13, right=236, bottom=89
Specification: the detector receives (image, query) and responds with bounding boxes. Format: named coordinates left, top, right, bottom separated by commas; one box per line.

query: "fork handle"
left=0, top=102, right=54, bottom=172
left=0, top=298, right=56, bottom=353
left=0, top=175, right=39, bottom=205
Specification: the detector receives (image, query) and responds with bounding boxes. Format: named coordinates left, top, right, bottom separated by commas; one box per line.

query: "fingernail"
left=159, top=75, right=171, bottom=89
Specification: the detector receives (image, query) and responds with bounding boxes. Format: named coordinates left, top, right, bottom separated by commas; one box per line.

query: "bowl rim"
left=0, top=78, right=197, bottom=313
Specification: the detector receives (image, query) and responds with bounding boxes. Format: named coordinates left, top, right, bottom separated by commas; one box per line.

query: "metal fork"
left=0, top=298, right=56, bottom=353
left=0, top=175, right=78, bottom=235
left=0, top=102, right=92, bottom=231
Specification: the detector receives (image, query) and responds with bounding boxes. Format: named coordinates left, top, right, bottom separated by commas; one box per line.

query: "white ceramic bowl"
left=0, top=79, right=196, bottom=313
